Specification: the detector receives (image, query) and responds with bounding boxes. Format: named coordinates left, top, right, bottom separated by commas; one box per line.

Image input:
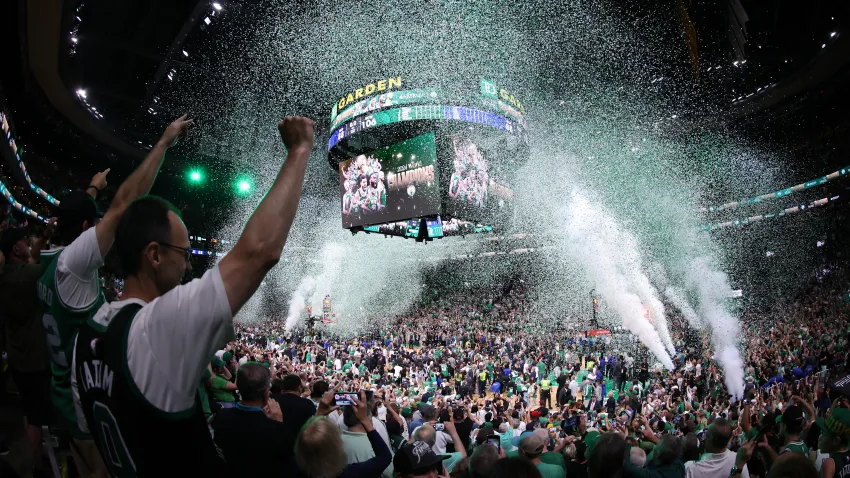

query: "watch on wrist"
left=86, top=185, right=100, bottom=192
left=730, top=466, right=744, bottom=475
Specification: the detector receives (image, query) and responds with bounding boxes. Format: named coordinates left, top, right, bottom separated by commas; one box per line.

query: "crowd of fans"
left=0, top=114, right=848, bottom=478
left=209, top=260, right=848, bottom=478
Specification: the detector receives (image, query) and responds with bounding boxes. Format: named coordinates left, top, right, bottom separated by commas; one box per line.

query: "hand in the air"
left=316, top=391, right=338, bottom=416
left=89, top=169, right=110, bottom=191
left=278, top=116, right=315, bottom=152
left=160, top=114, right=194, bottom=148
left=264, top=399, right=283, bottom=422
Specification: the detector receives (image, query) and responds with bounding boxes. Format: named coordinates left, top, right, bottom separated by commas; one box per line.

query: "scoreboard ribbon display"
left=328, top=105, right=523, bottom=150
left=330, top=88, right=443, bottom=131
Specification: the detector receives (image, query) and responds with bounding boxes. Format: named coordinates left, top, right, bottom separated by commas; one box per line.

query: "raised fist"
left=277, top=116, right=315, bottom=152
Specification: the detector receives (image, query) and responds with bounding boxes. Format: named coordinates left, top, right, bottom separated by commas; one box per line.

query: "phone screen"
left=335, top=392, right=358, bottom=406
left=434, top=423, right=445, bottom=431
left=486, top=436, right=501, bottom=450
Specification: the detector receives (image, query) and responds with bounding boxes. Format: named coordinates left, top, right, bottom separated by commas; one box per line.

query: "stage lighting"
left=213, top=2, right=223, bottom=10
left=236, top=178, right=252, bottom=194
left=188, top=170, right=203, bottom=183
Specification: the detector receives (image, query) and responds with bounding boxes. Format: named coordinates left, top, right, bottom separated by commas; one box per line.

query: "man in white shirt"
left=685, top=418, right=749, bottom=478
left=71, top=116, right=315, bottom=476
left=569, top=376, right=579, bottom=398
left=40, top=116, right=191, bottom=475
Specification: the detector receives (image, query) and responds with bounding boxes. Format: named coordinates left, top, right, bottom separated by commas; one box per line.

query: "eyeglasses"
left=158, top=242, right=192, bottom=261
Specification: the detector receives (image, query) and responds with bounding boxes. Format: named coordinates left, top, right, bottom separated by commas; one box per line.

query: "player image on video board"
left=448, top=135, right=489, bottom=208
left=341, top=154, right=387, bottom=216
left=443, top=135, right=514, bottom=223
left=339, top=132, right=441, bottom=228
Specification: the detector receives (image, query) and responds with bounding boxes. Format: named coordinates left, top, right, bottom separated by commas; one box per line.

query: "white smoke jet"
left=285, top=276, right=317, bottom=332
left=618, top=238, right=676, bottom=356
left=563, top=192, right=674, bottom=369
left=308, top=242, right=345, bottom=313
left=685, top=256, right=745, bottom=398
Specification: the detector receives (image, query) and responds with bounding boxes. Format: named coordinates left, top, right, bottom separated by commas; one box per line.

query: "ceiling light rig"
left=69, top=3, right=83, bottom=55
left=75, top=88, right=102, bottom=119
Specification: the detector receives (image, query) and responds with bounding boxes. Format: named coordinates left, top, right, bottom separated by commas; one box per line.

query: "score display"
left=361, top=216, right=443, bottom=240
left=426, top=216, right=444, bottom=238
left=328, top=105, right=523, bottom=150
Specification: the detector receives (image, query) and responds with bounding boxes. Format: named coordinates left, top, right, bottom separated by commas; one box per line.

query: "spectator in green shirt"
left=209, top=356, right=237, bottom=407
left=518, top=434, right=565, bottom=478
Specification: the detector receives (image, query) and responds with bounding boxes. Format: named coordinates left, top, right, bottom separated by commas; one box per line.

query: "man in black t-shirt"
left=213, top=363, right=294, bottom=473
left=272, top=374, right=317, bottom=435
left=452, top=408, right=474, bottom=452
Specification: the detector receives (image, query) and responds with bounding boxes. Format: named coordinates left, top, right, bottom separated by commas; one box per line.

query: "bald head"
left=413, top=424, right=437, bottom=447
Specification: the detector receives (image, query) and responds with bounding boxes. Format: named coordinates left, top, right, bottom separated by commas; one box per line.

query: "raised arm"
left=219, top=117, right=314, bottom=315
left=95, top=115, right=193, bottom=257
left=741, top=402, right=752, bottom=434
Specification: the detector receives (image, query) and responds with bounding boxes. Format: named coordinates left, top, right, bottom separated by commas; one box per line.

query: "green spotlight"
left=188, top=170, right=203, bottom=182
left=236, top=179, right=252, bottom=194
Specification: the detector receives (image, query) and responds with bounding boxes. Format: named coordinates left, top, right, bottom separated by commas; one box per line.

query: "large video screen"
left=443, top=135, right=514, bottom=222
left=339, top=132, right=441, bottom=228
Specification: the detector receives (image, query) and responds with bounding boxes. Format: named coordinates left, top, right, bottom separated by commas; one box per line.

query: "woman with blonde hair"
left=295, top=391, right=391, bottom=478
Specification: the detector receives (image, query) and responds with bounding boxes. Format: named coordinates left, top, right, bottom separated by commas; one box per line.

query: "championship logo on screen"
left=338, top=132, right=441, bottom=229
left=448, top=136, right=489, bottom=208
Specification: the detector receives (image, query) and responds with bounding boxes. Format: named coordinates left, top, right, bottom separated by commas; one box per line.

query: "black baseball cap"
left=58, top=190, right=101, bottom=228
left=393, top=441, right=448, bottom=474
left=778, top=405, right=805, bottom=433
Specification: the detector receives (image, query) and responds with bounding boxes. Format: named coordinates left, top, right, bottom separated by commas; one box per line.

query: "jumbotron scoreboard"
left=327, top=75, right=529, bottom=241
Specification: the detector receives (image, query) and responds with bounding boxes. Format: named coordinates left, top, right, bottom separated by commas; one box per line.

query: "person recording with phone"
left=295, top=391, right=393, bottom=478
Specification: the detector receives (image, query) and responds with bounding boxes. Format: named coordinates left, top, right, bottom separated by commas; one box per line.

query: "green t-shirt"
left=210, top=375, right=235, bottom=402
left=199, top=368, right=213, bottom=420
left=780, top=441, right=810, bottom=456
left=536, top=462, right=565, bottom=478
left=343, top=362, right=352, bottom=372
left=541, top=451, right=566, bottom=470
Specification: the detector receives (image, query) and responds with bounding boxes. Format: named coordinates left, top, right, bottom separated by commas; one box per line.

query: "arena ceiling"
left=0, top=0, right=848, bottom=232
